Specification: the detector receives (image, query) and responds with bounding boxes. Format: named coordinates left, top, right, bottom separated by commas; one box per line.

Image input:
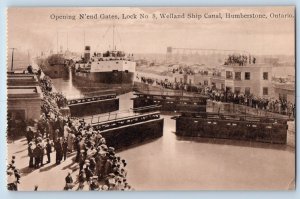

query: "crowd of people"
left=139, top=75, right=295, bottom=117
left=140, top=76, right=199, bottom=92
left=224, top=54, right=256, bottom=66
left=170, top=66, right=195, bottom=75
left=12, top=75, right=132, bottom=191
left=203, top=87, right=295, bottom=117
left=40, top=76, right=68, bottom=111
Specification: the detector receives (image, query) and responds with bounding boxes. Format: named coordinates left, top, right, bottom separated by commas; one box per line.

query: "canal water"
left=52, top=76, right=295, bottom=190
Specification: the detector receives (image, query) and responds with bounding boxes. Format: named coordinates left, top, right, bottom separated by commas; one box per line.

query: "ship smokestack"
left=84, top=46, right=91, bottom=62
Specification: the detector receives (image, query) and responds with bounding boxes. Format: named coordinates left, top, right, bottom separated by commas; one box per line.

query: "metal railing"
left=83, top=105, right=161, bottom=124
left=67, top=94, right=117, bottom=105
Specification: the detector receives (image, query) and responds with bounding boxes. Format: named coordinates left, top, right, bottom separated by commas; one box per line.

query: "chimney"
left=84, top=46, right=91, bottom=62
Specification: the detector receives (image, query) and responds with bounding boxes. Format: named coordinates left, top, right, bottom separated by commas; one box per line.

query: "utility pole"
left=9, top=48, right=16, bottom=72
left=27, top=49, right=30, bottom=65
left=113, top=23, right=115, bottom=50
left=84, top=31, right=85, bottom=47
left=67, top=32, right=69, bottom=51
left=56, top=31, right=59, bottom=54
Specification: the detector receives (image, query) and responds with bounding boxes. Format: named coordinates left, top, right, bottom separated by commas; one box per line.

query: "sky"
left=7, top=7, right=295, bottom=56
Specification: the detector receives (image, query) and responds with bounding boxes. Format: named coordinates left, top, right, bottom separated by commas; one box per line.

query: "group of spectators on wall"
left=224, top=54, right=256, bottom=66
left=139, top=75, right=295, bottom=118
left=203, top=87, right=295, bottom=117
left=140, top=76, right=199, bottom=93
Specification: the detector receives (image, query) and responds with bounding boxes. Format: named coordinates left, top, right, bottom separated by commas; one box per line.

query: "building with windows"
left=223, top=63, right=273, bottom=97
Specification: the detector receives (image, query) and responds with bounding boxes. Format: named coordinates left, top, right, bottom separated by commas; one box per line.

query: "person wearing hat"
left=89, top=176, right=99, bottom=191
left=54, top=138, right=63, bottom=165
left=64, top=124, right=71, bottom=138
left=101, top=185, right=108, bottom=191
left=54, top=129, right=59, bottom=142
left=89, top=158, right=96, bottom=172
left=77, top=170, right=86, bottom=190
left=26, top=126, right=34, bottom=144
left=33, top=144, right=40, bottom=168
left=64, top=172, right=74, bottom=191
left=104, top=156, right=113, bottom=177
left=28, top=142, right=34, bottom=168
left=78, top=151, right=85, bottom=171
left=85, top=165, right=93, bottom=182
left=39, top=140, right=45, bottom=166
left=45, top=139, right=52, bottom=163
left=7, top=168, right=17, bottom=191
left=120, top=168, right=127, bottom=178
left=62, top=138, right=68, bottom=161
left=115, top=179, right=123, bottom=190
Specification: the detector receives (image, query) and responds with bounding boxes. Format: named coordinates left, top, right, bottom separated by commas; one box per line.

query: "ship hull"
left=72, top=71, right=134, bottom=94
left=41, top=64, right=69, bottom=79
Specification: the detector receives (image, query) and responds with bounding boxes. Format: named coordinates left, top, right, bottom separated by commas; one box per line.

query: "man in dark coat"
left=46, top=139, right=52, bottom=163
left=39, top=144, right=44, bottom=166
left=54, top=139, right=63, bottom=165
left=33, top=145, right=40, bottom=168
left=26, top=127, right=34, bottom=144
left=28, top=143, right=34, bottom=168
left=62, top=138, right=68, bottom=161
left=64, top=172, right=74, bottom=190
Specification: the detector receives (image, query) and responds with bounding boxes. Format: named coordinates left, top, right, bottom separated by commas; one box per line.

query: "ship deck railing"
left=83, top=105, right=161, bottom=125
left=85, top=111, right=161, bottom=131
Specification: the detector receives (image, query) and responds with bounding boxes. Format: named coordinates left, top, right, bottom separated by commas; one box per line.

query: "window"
left=263, top=87, right=268, bottom=95
left=226, top=87, right=232, bottom=92
left=245, top=72, right=251, bottom=80
left=226, top=71, right=233, bottom=79
left=180, top=78, right=183, bottom=83
left=174, top=77, right=177, bottom=82
left=189, top=79, right=192, bottom=84
left=204, top=80, right=208, bottom=86
left=203, top=71, right=208, bottom=75
left=221, top=84, right=225, bottom=90
left=263, top=72, right=268, bottom=80
left=235, top=72, right=241, bottom=80
left=211, top=82, right=216, bottom=89
left=234, top=87, right=241, bottom=94
left=245, top=87, right=251, bottom=95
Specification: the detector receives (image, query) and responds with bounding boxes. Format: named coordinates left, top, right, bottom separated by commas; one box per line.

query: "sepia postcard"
left=6, top=7, right=295, bottom=191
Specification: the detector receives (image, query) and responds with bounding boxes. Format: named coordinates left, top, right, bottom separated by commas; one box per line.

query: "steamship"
left=72, top=45, right=136, bottom=94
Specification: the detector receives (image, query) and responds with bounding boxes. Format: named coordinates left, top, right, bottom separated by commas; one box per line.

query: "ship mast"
left=113, top=23, right=115, bottom=50
left=67, top=32, right=69, bottom=51
left=27, top=50, right=30, bottom=65
left=84, top=31, right=86, bottom=47
left=9, top=48, right=16, bottom=72
left=56, top=32, right=59, bottom=54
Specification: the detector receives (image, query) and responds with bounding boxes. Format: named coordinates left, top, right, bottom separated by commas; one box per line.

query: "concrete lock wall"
left=7, top=98, right=41, bottom=121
